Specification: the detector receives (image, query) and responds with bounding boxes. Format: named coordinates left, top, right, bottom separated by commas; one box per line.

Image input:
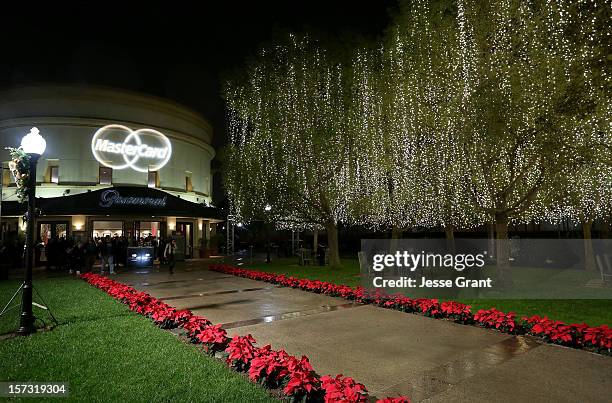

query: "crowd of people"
left=36, top=234, right=174, bottom=275
left=0, top=232, right=24, bottom=276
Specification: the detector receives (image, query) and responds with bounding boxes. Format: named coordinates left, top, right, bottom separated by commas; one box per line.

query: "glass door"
left=37, top=221, right=70, bottom=267
left=38, top=221, right=70, bottom=243
left=176, top=222, right=193, bottom=259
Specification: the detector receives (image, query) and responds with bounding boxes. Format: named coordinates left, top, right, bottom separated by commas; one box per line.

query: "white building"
left=0, top=85, right=221, bottom=259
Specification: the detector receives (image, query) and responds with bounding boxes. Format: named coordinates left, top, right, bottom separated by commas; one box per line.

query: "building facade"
left=0, top=85, right=221, bottom=259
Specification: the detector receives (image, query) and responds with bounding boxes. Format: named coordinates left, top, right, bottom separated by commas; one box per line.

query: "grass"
left=0, top=277, right=275, bottom=403
left=245, top=258, right=612, bottom=326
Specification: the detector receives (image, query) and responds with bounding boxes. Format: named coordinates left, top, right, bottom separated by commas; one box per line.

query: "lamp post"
left=17, top=127, right=46, bottom=336
left=264, top=204, right=272, bottom=264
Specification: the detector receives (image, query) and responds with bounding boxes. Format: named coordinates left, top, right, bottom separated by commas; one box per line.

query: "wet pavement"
left=113, top=261, right=612, bottom=402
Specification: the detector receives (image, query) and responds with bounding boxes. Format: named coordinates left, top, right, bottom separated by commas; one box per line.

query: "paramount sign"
left=99, top=189, right=167, bottom=208
left=91, top=124, right=172, bottom=172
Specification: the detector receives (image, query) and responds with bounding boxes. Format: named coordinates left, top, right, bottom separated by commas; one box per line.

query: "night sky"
left=1, top=1, right=396, bottom=201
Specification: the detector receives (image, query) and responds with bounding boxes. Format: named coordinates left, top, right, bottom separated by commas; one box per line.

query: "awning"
left=1, top=186, right=222, bottom=219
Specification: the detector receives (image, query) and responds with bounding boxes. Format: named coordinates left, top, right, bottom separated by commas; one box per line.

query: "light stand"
left=17, top=153, right=39, bottom=335
left=0, top=128, right=57, bottom=335
left=265, top=223, right=271, bottom=264
left=264, top=204, right=272, bottom=264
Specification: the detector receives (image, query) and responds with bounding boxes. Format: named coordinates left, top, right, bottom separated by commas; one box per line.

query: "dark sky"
left=1, top=1, right=397, bottom=201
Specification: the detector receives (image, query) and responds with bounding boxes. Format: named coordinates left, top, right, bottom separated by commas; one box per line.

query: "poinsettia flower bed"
left=79, top=272, right=409, bottom=402
left=209, top=263, right=612, bottom=356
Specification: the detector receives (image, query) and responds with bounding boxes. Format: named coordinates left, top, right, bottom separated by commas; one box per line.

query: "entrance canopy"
left=2, top=186, right=221, bottom=219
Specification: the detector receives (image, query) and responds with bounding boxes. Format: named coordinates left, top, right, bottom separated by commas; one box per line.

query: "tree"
left=451, top=0, right=606, bottom=280
left=223, top=0, right=611, bottom=274
left=377, top=0, right=610, bottom=278
left=350, top=0, right=486, bottom=245
left=224, top=34, right=356, bottom=267
left=542, top=0, right=612, bottom=269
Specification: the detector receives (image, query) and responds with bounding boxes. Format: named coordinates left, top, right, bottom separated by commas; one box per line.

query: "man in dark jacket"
left=100, top=236, right=116, bottom=275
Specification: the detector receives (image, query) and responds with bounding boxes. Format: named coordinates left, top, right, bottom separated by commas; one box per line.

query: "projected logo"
left=91, top=124, right=172, bottom=173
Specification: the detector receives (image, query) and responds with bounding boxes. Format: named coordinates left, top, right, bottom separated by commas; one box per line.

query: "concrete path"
left=115, top=261, right=612, bottom=402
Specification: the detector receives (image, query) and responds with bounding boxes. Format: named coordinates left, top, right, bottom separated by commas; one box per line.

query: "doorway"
left=38, top=221, right=69, bottom=244
left=92, top=220, right=124, bottom=239
left=37, top=221, right=70, bottom=267
left=135, top=221, right=161, bottom=239
left=176, top=221, right=193, bottom=259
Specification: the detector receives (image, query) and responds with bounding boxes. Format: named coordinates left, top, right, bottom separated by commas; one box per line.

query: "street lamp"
left=18, top=127, right=45, bottom=336
left=264, top=205, right=272, bottom=263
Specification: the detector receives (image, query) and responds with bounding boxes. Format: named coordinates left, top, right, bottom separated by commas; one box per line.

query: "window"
left=185, top=175, right=193, bottom=192
left=148, top=171, right=158, bottom=188
left=99, top=166, right=112, bottom=185
left=2, top=167, right=10, bottom=186
left=50, top=166, right=59, bottom=184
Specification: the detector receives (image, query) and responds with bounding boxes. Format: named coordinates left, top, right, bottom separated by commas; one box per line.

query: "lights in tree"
left=224, top=0, right=612, bottom=248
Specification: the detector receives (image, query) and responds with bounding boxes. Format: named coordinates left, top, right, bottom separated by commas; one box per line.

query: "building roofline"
left=0, top=83, right=214, bottom=134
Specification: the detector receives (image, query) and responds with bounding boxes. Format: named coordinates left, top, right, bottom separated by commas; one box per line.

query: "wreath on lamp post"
left=6, top=146, right=31, bottom=204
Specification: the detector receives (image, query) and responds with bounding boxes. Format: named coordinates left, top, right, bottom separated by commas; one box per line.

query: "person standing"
left=71, top=241, right=84, bottom=275
left=112, top=236, right=121, bottom=271
left=158, top=237, right=167, bottom=265
left=317, top=243, right=326, bottom=266
left=85, top=238, right=97, bottom=273
left=100, top=236, right=116, bottom=274
left=164, top=239, right=177, bottom=274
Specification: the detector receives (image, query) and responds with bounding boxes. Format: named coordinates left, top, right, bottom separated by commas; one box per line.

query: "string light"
left=223, top=0, right=612, bottom=237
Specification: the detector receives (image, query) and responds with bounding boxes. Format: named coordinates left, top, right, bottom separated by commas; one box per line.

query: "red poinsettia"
left=522, top=315, right=612, bottom=349
left=320, top=374, right=368, bottom=403
left=183, top=315, right=212, bottom=340
left=248, top=345, right=291, bottom=388
left=284, top=355, right=322, bottom=399
left=474, top=308, right=517, bottom=333
left=151, top=305, right=177, bottom=327
left=376, top=397, right=410, bottom=403
left=584, top=325, right=612, bottom=350
left=440, top=301, right=472, bottom=323
left=196, top=324, right=229, bottom=353
left=415, top=298, right=442, bottom=317
left=170, top=309, right=193, bottom=325
left=226, top=334, right=258, bottom=371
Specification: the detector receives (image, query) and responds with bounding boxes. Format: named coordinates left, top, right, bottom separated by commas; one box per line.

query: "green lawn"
left=0, top=277, right=275, bottom=402
left=246, top=258, right=612, bottom=326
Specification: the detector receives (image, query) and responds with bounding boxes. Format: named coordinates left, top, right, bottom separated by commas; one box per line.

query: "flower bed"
left=209, top=263, right=612, bottom=355
left=80, top=273, right=409, bottom=402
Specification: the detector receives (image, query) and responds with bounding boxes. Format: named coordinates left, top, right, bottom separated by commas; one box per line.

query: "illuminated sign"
left=99, top=189, right=167, bottom=208
left=91, top=124, right=172, bottom=172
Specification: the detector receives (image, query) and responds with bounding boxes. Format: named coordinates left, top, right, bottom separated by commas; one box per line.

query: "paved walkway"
left=115, top=261, right=612, bottom=402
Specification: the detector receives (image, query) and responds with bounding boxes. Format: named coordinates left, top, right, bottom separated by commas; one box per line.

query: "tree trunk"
left=444, top=223, right=456, bottom=254
left=583, top=220, right=596, bottom=271
left=391, top=226, right=402, bottom=239
left=389, top=225, right=402, bottom=256
left=495, top=212, right=511, bottom=285
left=326, top=221, right=341, bottom=268
left=600, top=219, right=610, bottom=240
left=313, top=229, right=318, bottom=253
left=488, top=222, right=495, bottom=259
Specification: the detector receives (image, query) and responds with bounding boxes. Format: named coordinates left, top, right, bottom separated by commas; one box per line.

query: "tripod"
left=0, top=281, right=59, bottom=333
